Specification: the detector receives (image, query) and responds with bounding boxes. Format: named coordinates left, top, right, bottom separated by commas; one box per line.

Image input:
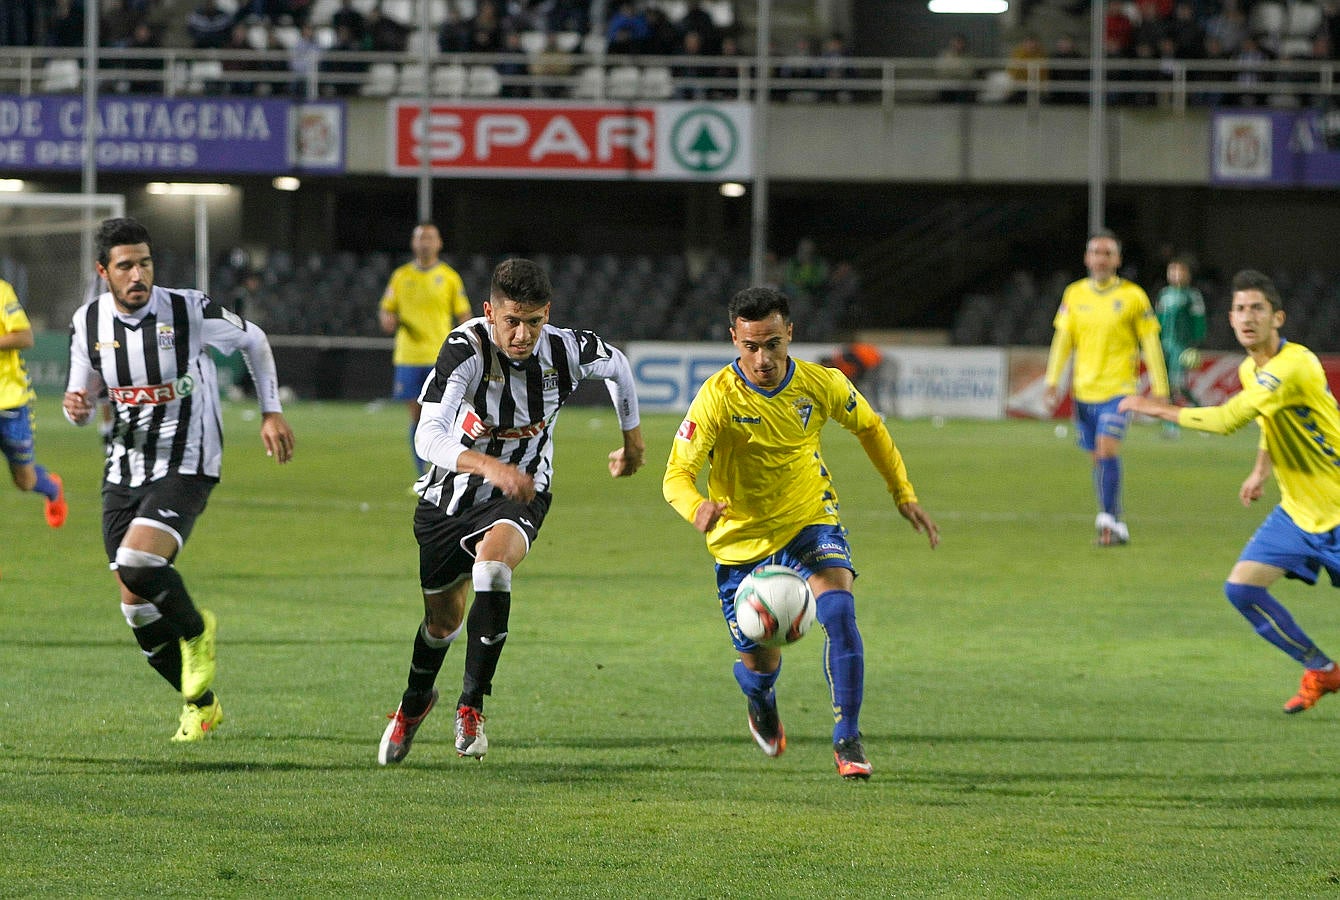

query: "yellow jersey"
left=1045, top=276, right=1169, bottom=403
left=664, top=357, right=917, bottom=565
left=1179, top=340, right=1340, bottom=534
left=380, top=261, right=471, bottom=366
left=0, top=280, right=34, bottom=411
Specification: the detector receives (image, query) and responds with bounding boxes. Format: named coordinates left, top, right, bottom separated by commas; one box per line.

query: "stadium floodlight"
left=928, top=0, right=1008, bottom=11
left=273, top=176, right=301, bottom=191
left=0, top=180, right=24, bottom=192
left=146, top=182, right=232, bottom=196
left=719, top=182, right=747, bottom=198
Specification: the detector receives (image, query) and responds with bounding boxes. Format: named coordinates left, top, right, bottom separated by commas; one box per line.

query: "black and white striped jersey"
left=413, top=316, right=640, bottom=514
left=66, top=285, right=283, bottom=487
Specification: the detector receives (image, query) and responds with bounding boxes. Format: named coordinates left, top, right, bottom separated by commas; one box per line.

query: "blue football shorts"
left=0, top=404, right=36, bottom=467
left=715, top=523, right=856, bottom=653
left=1073, top=397, right=1130, bottom=452
left=393, top=364, right=434, bottom=402
left=1240, top=505, right=1340, bottom=587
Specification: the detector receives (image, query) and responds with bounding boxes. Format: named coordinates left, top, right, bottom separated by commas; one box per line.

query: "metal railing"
left=1, top=45, right=1337, bottom=108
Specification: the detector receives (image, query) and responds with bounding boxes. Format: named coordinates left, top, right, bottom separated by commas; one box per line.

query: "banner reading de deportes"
left=0, top=95, right=345, bottom=173
left=387, top=100, right=752, bottom=180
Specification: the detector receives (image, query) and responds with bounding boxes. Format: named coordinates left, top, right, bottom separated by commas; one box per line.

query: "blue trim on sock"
left=815, top=589, right=863, bottom=742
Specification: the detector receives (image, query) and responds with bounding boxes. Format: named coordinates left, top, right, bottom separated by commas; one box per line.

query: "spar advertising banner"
left=1006, top=347, right=1340, bottom=419
left=0, top=95, right=345, bottom=173
left=627, top=343, right=1006, bottom=417
left=387, top=100, right=752, bottom=180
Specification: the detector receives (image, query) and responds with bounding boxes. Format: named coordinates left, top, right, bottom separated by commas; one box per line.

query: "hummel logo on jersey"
left=156, top=509, right=180, bottom=518
left=480, top=632, right=508, bottom=646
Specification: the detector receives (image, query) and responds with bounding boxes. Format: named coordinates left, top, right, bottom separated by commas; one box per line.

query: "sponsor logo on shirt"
left=459, top=407, right=547, bottom=440
left=157, top=324, right=175, bottom=349
left=676, top=419, right=697, bottom=441
left=731, top=415, right=761, bottom=424
left=94, top=341, right=121, bottom=351
left=108, top=375, right=195, bottom=405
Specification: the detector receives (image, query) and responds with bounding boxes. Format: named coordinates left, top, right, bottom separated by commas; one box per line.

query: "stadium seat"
left=572, top=65, right=605, bottom=99
left=399, top=63, right=427, bottom=94
left=554, top=31, right=583, bottom=52
left=362, top=62, right=399, bottom=96
left=639, top=66, right=674, bottom=99
left=519, top=30, right=547, bottom=54
left=434, top=63, right=467, bottom=96
left=466, top=65, right=502, bottom=97
left=40, top=59, right=80, bottom=93
left=607, top=65, right=640, bottom=100
left=188, top=60, right=224, bottom=94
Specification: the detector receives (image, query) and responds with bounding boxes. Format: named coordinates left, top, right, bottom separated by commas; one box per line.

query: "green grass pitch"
left=3, top=397, right=1339, bottom=896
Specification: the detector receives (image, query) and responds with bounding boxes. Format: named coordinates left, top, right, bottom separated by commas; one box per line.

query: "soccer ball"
left=734, top=565, right=816, bottom=648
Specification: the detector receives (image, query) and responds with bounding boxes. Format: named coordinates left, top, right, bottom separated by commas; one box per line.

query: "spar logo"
left=109, top=375, right=194, bottom=405
left=669, top=107, right=738, bottom=173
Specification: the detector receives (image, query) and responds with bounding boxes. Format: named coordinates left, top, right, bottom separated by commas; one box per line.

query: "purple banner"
left=0, top=95, right=344, bottom=173
left=1212, top=108, right=1340, bottom=186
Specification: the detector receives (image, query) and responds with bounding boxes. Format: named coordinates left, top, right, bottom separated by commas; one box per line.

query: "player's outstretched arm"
left=608, top=425, right=645, bottom=478
left=260, top=411, right=295, bottom=464
left=897, top=500, right=940, bottom=549
left=1118, top=394, right=1179, bottom=421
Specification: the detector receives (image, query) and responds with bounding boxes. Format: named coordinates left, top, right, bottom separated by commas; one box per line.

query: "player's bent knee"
left=814, top=589, right=855, bottom=627
left=120, top=601, right=163, bottom=628
left=472, top=559, right=513, bottom=593
left=114, top=547, right=173, bottom=599
left=1225, top=581, right=1261, bottom=611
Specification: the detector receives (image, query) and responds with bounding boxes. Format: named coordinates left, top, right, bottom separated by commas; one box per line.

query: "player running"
left=664, top=286, right=939, bottom=779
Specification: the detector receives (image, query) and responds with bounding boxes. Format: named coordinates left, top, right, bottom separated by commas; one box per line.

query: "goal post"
left=0, top=192, right=126, bottom=333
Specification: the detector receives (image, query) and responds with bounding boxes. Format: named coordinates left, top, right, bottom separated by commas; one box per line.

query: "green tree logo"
left=670, top=108, right=739, bottom=173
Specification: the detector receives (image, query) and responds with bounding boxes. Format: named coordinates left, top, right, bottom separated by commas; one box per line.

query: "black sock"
left=121, top=564, right=205, bottom=638
left=402, top=623, right=451, bottom=716
left=131, top=618, right=182, bottom=691
left=459, top=590, right=510, bottom=710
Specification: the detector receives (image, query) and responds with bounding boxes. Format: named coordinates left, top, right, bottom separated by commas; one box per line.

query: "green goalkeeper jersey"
left=1156, top=284, right=1206, bottom=351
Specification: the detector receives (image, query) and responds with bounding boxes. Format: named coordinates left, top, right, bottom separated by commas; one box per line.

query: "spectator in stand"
left=1048, top=33, right=1088, bottom=103
left=1205, top=0, right=1247, bottom=55
left=1168, top=1, right=1206, bottom=58
left=189, top=0, right=236, bottom=49
left=679, top=0, right=721, bottom=53
left=0, top=0, right=37, bottom=47
left=530, top=31, right=575, bottom=98
left=644, top=6, right=680, bottom=55
left=46, top=0, right=85, bottom=48
left=1105, top=0, right=1136, bottom=56
left=468, top=0, right=503, bottom=53
left=1193, top=34, right=1229, bottom=104
left=259, top=24, right=291, bottom=94
left=1232, top=34, right=1271, bottom=105
left=289, top=21, right=322, bottom=97
left=101, top=0, right=145, bottom=48
left=330, top=0, right=366, bottom=45
left=321, top=23, right=365, bottom=96
left=935, top=33, right=976, bottom=103
left=606, top=1, right=649, bottom=53
left=1007, top=32, right=1048, bottom=101
left=121, top=22, right=163, bottom=93
left=285, top=0, right=316, bottom=28
left=1324, top=0, right=1340, bottom=60
left=783, top=237, right=831, bottom=301
left=777, top=36, right=822, bottom=101
left=221, top=23, right=257, bottom=94
left=548, top=0, right=590, bottom=34
left=712, top=34, right=743, bottom=99
left=438, top=7, right=469, bottom=53
left=364, top=2, right=410, bottom=52
left=674, top=30, right=715, bottom=99
left=497, top=30, right=529, bottom=98
left=819, top=33, right=856, bottom=103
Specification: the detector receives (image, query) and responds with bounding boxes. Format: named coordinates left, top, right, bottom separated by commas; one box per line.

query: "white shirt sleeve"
left=413, top=357, right=478, bottom=472
left=63, top=309, right=105, bottom=426
left=589, top=344, right=641, bottom=432
left=202, top=315, right=284, bottom=414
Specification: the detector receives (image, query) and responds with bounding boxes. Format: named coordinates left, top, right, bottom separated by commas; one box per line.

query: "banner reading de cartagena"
left=0, top=95, right=345, bottom=173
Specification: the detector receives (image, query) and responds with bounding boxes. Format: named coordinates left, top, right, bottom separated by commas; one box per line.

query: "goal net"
left=0, top=193, right=126, bottom=332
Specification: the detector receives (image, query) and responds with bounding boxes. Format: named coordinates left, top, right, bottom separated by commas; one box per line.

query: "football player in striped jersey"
left=378, top=257, right=644, bottom=765
left=63, top=217, right=295, bottom=742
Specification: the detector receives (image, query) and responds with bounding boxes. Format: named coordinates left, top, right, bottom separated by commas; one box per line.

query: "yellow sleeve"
left=379, top=269, right=400, bottom=313
left=1139, top=326, right=1170, bottom=398
left=1044, top=319, right=1072, bottom=388
left=452, top=272, right=472, bottom=321
left=662, top=390, right=720, bottom=525
left=1177, top=372, right=1279, bottom=435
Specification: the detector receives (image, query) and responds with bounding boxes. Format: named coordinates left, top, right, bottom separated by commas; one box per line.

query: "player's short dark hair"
left=491, top=258, right=552, bottom=307
left=1169, top=254, right=1195, bottom=272
left=1231, top=268, right=1283, bottom=311
left=729, top=286, right=790, bottom=324
left=96, top=217, right=152, bottom=266
left=1088, top=228, right=1121, bottom=252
